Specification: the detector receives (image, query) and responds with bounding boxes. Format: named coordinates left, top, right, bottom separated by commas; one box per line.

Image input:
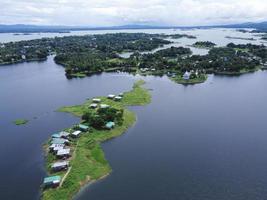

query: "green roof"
left=52, top=133, right=61, bottom=138
left=43, top=176, right=61, bottom=184
left=79, top=124, right=89, bottom=130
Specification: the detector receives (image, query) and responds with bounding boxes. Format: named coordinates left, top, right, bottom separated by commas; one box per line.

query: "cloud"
left=0, top=0, right=266, bottom=26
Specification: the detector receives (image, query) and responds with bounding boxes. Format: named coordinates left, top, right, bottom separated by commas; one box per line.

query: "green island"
left=0, top=33, right=266, bottom=85
left=171, top=73, right=208, bottom=84
left=192, top=41, right=216, bottom=49
left=13, top=119, right=28, bottom=125
left=42, top=80, right=151, bottom=200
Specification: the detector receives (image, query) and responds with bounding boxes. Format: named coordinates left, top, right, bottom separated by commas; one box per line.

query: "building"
left=118, top=93, right=124, bottom=97
left=78, top=124, right=89, bottom=132
left=49, top=144, right=65, bottom=149
left=107, top=94, right=115, bottom=99
left=51, top=138, right=69, bottom=145
left=43, top=176, right=61, bottom=188
left=106, top=121, right=115, bottom=129
left=89, top=103, right=98, bottom=109
left=92, top=98, right=101, bottom=103
left=56, top=148, right=71, bottom=158
left=51, top=131, right=70, bottom=139
left=51, top=161, right=69, bottom=172
left=71, top=130, right=82, bottom=138
left=100, top=104, right=110, bottom=109
left=114, top=96, right=122, bottom=101
left=183, top=71, right=191, bottom=80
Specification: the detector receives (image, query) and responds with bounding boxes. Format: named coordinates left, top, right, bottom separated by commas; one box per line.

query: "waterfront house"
left=118, top=93, right=124, bottom=97
left=89, top=103, right=98, bottom=109
left=71, top=130, right=82, bottom=138
left=53, top=146, right=64, bottom=154
left=100, top=104, right=110, bottom=109
left=49, top=144, right=65, bottom=150
left=92, top=98, right=101, bottom=103
left=51, top=131, right=70, bottom=139
left=57, top=148, right=71, bottom=158
left=51, top=138, right=69, bottom=145
left=59, top=131, right=70, bottom=139
left=108, top=94, right=116, bottom=99
left=114, top=96, right=122, bottom=101
left=51, top=133, right=61, bottom=138
left=78, top=124, right=89, bottom=132
left=51, top=161, right=69, bottom=172
left=43, top=176, right=61, bottom=188
left=106, top=121, right=115, bottom=129
left=183, top=71, right=191, bottom=80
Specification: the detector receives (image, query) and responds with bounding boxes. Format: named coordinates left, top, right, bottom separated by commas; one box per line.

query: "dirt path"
left=59, top=141, right=79, bottom=187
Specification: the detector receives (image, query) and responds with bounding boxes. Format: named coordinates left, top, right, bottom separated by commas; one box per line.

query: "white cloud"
left=0, top=0, right=266, bottom=26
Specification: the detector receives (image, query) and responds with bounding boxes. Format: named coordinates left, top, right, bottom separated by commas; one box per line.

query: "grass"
left=42, top=80, right=151, bottom=200
left=13, top=119, right=28, bottom=125
left=70, top=73, right=87, bottom=78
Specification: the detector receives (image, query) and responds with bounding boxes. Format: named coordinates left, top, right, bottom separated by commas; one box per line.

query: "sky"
left=0, top=0, right=267, bottom=26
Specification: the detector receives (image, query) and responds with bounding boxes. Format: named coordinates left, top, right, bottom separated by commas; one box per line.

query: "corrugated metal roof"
left=43, top=176, right=61, bottom=184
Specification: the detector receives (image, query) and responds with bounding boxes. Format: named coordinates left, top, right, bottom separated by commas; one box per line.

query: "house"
left=43, top=176, right=61, bottom=188
left=51, top=133, right=62, bottom=138
left=92, top=98, right=101, bottom=103
left=100, top=104, right=110, bottom=109
left=78, top=124, right=89, bottom=132
left=108, top=94, right=116, bottom=99
left=183, top=71, right=191, bottom=80
left=56, top=148, right=71, bottom=158
left=51, top=161, right=69, bottom=172
left=89, top=103, right=98, bottom=109
left=71, top=130, right=82, bottom=138
left=106, top=121, right=115, bottom=129
left=51, top=138, right=69, bottom=145
left=118, top=93, right=124, bottom=97
left=114, top=96, right=122, bottom=101
left=49, top=144, right=65, bottom=150
left=51, top=131, right=70, bottom=139
left=59, top=131, right=70, bottom=139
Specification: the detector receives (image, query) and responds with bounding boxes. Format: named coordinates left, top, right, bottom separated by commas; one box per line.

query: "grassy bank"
left=42, top=80, right=151, bottom=200
left=13, top=119, right=28, bottom=125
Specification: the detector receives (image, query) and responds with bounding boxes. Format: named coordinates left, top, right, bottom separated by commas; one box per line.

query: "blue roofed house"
left=106, top=121, right=115, bottom=129
left=78, top=124, right=89, bottom=132
left=43, top=176, right=61, bottom=188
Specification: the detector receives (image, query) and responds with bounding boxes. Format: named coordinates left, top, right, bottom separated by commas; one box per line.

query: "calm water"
left=0, top=29, right=267, bottom=200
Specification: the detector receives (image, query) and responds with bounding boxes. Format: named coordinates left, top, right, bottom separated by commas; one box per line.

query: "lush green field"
left=42, top=80, right=151, bottom=200
left=13, top=119, right=28, bottom=125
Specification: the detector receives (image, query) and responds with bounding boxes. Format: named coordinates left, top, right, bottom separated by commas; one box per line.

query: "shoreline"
left=42, top=80, right=151, bottom=200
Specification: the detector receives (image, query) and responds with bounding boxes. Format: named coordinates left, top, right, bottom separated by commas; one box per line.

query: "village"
left=43, top=93, right=124, bottom=189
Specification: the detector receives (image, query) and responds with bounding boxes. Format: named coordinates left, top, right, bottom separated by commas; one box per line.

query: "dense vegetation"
left=1, top=32, right=266, bottom=80
left=193, top=41, right=216, bottom=48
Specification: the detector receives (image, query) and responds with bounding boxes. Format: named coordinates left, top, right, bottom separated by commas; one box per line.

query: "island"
left=0, top=33, right=266, bottom=84
left=42, top=80, right=151, bottom=200
left=13, top=119, right=28, bottom=125
left=192, top=41, right=216, bottom=49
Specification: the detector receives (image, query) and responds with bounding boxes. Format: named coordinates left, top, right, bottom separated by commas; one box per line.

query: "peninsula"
left=42, top=80, right=151, bottom=200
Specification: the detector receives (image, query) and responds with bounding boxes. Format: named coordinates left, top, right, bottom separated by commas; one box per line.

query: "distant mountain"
left=219, top=21, right=267, bottom=31
left=0, top=21, right=266, bottom=33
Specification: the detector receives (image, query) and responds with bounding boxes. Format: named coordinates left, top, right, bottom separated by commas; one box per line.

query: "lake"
left=0, top=29, right=267, bottom=200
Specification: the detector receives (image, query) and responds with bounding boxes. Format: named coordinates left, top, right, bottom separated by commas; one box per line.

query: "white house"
left=183, top=71, right=191, bottom=80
